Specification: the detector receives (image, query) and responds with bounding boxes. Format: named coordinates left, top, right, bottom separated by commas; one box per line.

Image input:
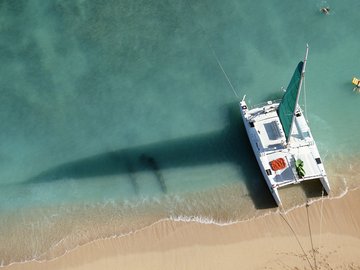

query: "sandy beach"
left=1, top=0, right=360, bottom=269
left=3, top=188, right=360, bottom=270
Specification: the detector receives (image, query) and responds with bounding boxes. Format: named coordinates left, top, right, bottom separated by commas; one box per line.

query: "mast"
left=287, top=44, right=309, bottom=145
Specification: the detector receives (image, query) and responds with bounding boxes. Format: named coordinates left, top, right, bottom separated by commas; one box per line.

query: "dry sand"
left=4, top=188, right=360, bottom=270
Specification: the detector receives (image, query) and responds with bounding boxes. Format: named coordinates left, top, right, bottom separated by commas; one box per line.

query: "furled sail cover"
left=278, top=61, right=304, bottom=140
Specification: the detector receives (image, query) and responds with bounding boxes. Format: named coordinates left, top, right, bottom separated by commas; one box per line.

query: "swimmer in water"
left=320, top=7, right=330, bottom=15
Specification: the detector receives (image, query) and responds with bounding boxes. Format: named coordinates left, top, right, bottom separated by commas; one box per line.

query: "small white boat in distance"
left=240, top=45, right=330, bottom=206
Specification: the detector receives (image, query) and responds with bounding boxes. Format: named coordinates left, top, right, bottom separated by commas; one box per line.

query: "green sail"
left=278, top=61, right=304, bottom=140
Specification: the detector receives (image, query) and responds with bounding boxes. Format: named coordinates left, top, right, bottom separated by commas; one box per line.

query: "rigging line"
left=211, top=47, right=240, bottom=98
left=304, top=76, right=308, bottom=122
left=279, top=212, right=314, bottom=270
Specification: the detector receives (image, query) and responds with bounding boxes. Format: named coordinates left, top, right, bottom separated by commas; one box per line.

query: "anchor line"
left=211, top=48, right=240, bottom=98
left=280, top=212, right=314, bottom=270
left=184, top=0, right=240, bottom=99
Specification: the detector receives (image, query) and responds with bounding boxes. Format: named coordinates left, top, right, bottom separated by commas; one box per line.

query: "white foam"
left=2, top=179, right=359, bottom=268
left=0, top=186, right=354, bottom=269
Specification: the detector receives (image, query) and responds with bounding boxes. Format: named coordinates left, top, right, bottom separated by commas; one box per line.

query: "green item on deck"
left=295, top=159, right=305, bottom=178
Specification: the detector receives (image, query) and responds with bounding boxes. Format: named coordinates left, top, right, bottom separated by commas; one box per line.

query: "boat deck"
left=251, top=108, right=286, bottom=151
left=246, top=103, right=326, bottom=188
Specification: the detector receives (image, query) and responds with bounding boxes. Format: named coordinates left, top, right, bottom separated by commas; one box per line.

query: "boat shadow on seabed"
left=25, top=102, right=322, bottom=209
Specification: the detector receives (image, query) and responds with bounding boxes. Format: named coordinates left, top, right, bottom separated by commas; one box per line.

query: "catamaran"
left=240, top=45, right=330, bottom=206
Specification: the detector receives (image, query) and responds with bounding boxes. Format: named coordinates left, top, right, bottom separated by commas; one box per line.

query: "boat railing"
left=277, top=174, right=326, bottom=188
left=249, top=99, right=282, bottom=109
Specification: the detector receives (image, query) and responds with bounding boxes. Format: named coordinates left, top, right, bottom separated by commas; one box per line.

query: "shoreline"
left=3, top=188, right=360, bottom=270
left=0, top=153, right=356, bottom=267
left=0, top=183, right=349, bottom=268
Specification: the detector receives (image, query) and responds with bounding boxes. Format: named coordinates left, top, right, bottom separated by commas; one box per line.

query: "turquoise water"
left=1, top=0, right=360, bottom=265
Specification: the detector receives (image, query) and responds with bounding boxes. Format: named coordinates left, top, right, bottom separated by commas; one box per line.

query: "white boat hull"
left=240, top=100, right=330, bottom=206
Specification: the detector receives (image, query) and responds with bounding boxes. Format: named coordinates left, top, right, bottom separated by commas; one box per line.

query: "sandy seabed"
left=3, top=188, right=360, bottom=270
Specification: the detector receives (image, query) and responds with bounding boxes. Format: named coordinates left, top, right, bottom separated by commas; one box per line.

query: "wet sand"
left=4, top=188, right=360, bottom=270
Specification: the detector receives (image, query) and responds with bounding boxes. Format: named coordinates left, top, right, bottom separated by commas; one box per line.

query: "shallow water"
left=0, top=0, right=360, bottom=265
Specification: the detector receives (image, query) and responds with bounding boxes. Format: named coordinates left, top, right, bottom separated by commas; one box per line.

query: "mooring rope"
left=306, top=202, right=317, bottom=270
left=280, top=212, right=314, bottom=270
left=319, top=188, right=325, bottom=249
left=210, top=48, right=240, bottom=98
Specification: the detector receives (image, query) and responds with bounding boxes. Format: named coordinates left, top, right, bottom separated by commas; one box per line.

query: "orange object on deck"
left=270, top=158, right=287, bottom=171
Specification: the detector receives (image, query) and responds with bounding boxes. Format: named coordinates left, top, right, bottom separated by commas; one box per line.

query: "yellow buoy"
left=352, top=77, right=360, bottom=86
left=353, top=77, right=360, bottom=92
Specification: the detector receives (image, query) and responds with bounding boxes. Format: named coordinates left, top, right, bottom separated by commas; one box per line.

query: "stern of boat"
left=270, top=186, right=282, bottom=206
left=320, top=176, right=331, bottom=195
